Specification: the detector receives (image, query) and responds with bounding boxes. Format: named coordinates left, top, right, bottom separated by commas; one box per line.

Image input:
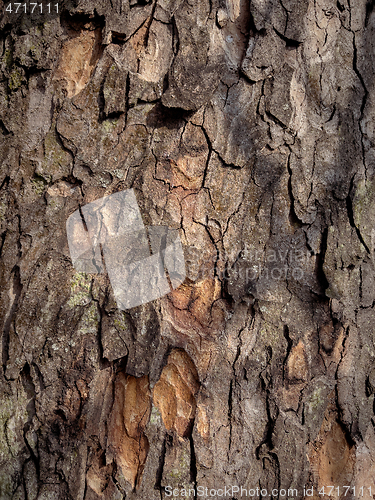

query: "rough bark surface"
left=1, top=0, right=375, bottom=498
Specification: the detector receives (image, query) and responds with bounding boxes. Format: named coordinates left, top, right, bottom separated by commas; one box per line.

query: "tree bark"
left=1, top=0, right=375, bottom=498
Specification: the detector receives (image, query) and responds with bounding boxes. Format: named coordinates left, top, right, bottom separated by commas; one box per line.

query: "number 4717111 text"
left=5, top=3, right=59, bottom=14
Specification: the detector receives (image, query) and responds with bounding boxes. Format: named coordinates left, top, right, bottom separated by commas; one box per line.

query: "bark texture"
left=1, top=0, right=375, bottom=498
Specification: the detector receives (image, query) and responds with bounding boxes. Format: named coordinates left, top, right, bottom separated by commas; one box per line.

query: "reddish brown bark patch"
left=308, top=391, right=355, bottom=500
left=107, top=373, right=151, bottom=489
left=287, top=340, right=309, bottom=383
left=53, top=22, right=102, bottom=98
left=153, top=349, right=200, bottom=438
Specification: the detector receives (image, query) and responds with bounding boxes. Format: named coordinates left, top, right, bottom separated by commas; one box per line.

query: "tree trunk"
left=1, top=0, right=375, bottom=498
